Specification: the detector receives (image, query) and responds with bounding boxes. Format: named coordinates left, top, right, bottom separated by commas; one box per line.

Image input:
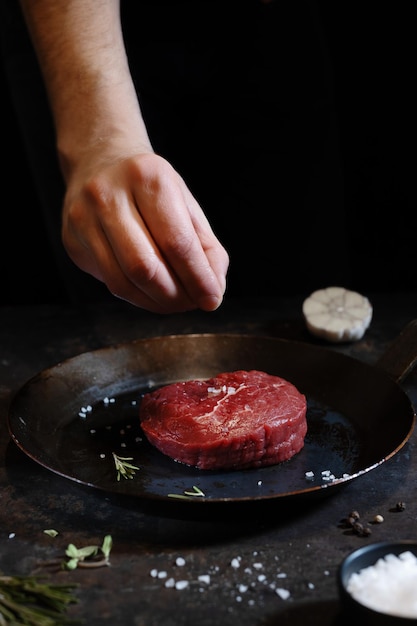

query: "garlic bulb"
left=302, top=287, right=372, bottom=343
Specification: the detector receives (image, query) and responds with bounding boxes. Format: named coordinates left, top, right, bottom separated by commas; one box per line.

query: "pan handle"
left=376, top=319, right=417, bottom=383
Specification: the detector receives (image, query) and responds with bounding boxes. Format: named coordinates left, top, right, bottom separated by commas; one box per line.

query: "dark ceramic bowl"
left=338, top=541, right=417, bottom=625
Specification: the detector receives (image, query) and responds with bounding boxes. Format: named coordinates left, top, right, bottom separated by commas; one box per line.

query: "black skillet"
left=7, top=321, right=417, bottom=505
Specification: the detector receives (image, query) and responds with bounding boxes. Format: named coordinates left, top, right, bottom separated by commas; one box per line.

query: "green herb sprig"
left=63, top=535, right=112, bottom=571
left=168, top=485, right=206, bottom=500
left=0, top=573, right=79, bottom=625
left=112, top=453, right=139, bottom=481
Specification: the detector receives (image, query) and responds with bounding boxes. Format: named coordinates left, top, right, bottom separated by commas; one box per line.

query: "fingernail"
left=198, top=294, right=223, bottom=312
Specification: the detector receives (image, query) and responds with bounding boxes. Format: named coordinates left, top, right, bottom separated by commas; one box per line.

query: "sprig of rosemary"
left=112, top=453, right=139, bottom=481
left=0, top=573, right=80, bottom=625
left=168, top=485, right=206, bottom=500
left=63, top=536, right=112, bottom=571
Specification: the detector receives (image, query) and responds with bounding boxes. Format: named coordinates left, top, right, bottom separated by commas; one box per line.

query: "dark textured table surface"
left=1, top=292, right=416, bottom=625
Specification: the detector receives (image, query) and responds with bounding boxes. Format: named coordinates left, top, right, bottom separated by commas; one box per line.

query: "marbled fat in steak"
left=139, top=370, right=307, bottom=470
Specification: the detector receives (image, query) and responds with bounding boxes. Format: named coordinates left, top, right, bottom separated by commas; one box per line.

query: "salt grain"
left=275, top=587, right=290, bottom=600
left=175, top=580, right=189, bottom=590
left=198, top=574, right=210, bottom=585
left=347, top=550, right=417, bottom=618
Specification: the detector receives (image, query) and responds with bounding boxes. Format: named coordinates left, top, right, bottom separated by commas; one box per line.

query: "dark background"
left=1, top=3, right=415, bottom=305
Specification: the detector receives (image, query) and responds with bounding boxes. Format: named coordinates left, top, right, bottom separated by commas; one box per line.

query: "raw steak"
left=139, top=370, right=307, bottom=470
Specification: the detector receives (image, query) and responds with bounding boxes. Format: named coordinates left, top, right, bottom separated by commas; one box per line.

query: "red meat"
left=139, top=370, right=307, bottom=470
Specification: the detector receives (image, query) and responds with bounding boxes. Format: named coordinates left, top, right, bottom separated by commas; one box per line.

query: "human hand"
left=61, top=152, right=229, bottom=314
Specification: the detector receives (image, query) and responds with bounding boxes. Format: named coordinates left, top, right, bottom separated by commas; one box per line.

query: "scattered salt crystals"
left=8, top=533, right=15, bottom=539
left=90, top=429, right=96, bottom=434
left=307, top=582, right=315, bottom=590
left=275, top=588, right=291, bottom=600
left=305, top=469, right=350, bottom=482
left=347, top=550, right=417, bottom=618
left=99, top=453, right=106, bottom=459
left=78, top=405, right=93, bottom=418
left=257, top=480, right=262, bottom=486
left=321, top=469, right=335, bottom=481
left=148, top=554, right=293, bottom=603
left=208, top=385, right=236, bottom=396
left=103, top=397, right=116, bottom=405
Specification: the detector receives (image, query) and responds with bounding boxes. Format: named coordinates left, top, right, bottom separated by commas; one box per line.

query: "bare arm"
left=19, top=0, right=229, bottom=313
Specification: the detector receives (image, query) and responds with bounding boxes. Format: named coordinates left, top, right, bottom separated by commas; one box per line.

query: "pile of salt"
left=347, top=550, right=417, bottom=618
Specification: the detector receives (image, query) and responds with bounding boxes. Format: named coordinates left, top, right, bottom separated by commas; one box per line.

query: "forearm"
left=19, top=0, right=152, bottom=178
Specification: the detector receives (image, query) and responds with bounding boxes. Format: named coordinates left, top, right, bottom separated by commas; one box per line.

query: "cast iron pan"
left=7, top=322, right=417, bottom=505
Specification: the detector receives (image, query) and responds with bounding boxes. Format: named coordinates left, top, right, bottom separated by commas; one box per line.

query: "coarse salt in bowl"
left=338, top=541, right=417, bottom=625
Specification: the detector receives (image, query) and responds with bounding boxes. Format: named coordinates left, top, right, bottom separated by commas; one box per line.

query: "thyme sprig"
left=168, top=485, right=206, bottom=500
left=63, top=535, right=113, bottom=571
left=0, top=573, right=79, bottom=625
left=112, top=453, right=139, bottom=481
